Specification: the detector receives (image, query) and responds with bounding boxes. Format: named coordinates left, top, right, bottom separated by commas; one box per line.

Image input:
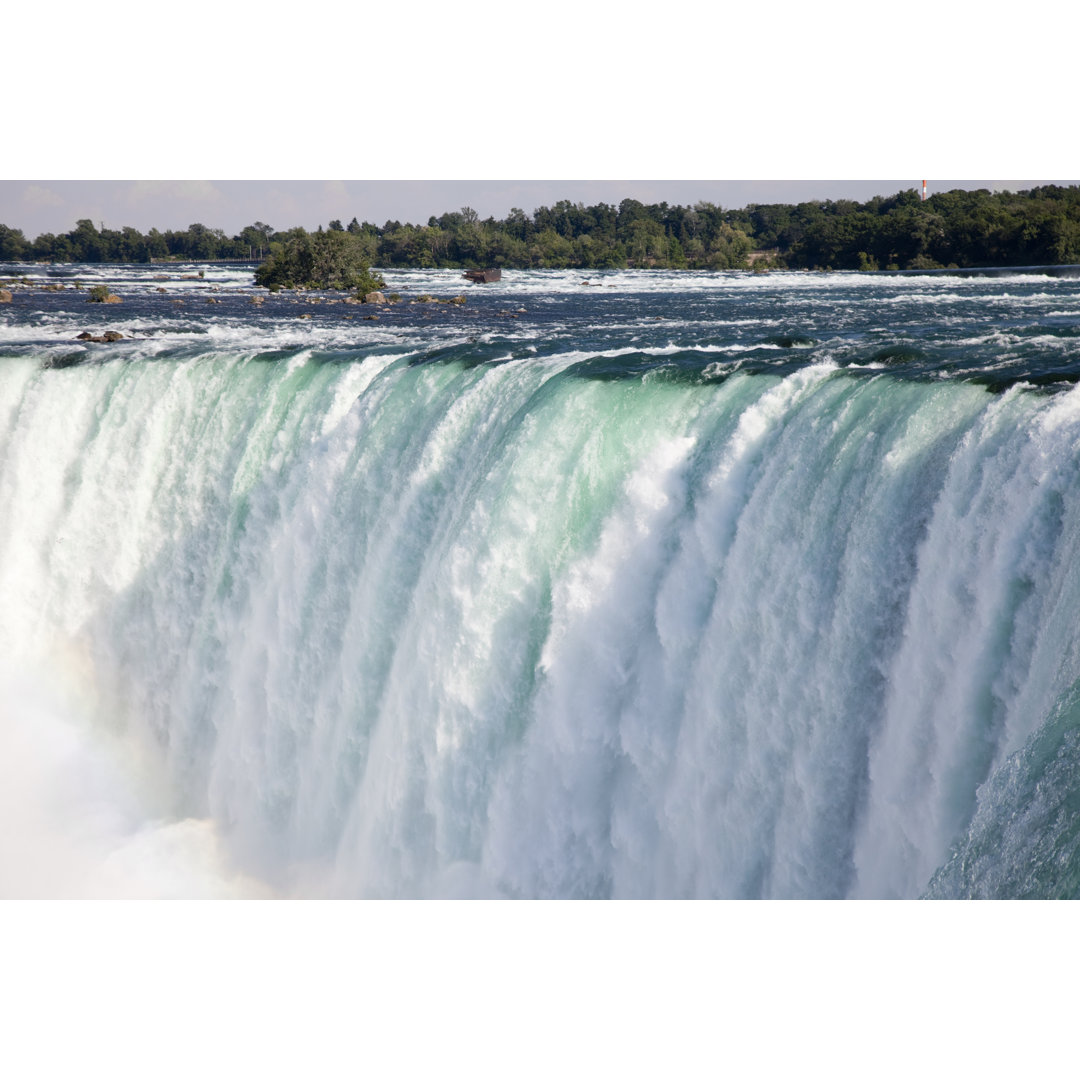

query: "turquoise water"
left=2, top=264, right=1080, bottom=897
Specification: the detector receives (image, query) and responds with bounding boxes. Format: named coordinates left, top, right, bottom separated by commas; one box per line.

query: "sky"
left=6, top=6, right=1076, bottom=240
left=7, top=178, right=1072, bottom=238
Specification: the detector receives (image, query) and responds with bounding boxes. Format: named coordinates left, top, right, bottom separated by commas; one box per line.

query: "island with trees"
left=2, top=186, right=1080, bottom=273
left=252, top=229, right=385, bottom=292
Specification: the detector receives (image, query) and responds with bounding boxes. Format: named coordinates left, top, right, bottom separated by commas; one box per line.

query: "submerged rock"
left=42, top=352, right=85, bottom=368
left=764, top=334, right=817, bottom=348
left=75, top=330, right=124, bottom=343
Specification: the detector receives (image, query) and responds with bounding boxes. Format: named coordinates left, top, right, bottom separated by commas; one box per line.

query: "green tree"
left=505, top=207, right=530, bottom=241
left=238, top=223, right=273, bottom=259
left=255, top=228, right=385, bottom=291
left=181, top=223, right=220, bottom=260
left=69, top=219, right=104, bottom=261
left=31, top=232, right=74, bottom=261
left=145, top=228, right=170, bottom=259
left=117, top=226, right=148, bottom=262
left=0, top=225, right=28, bottom=261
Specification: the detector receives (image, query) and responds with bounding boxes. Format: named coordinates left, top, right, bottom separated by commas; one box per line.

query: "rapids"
left=3, top=264, right=1080, bottom=897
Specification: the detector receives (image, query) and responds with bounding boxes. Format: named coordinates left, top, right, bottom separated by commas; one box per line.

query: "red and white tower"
left=922, top=180, right=927, bottom=201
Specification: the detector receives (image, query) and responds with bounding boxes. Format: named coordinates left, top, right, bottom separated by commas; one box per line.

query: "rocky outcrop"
left=0, top=289, right=12, bottom=304
left=88, top=289, right=123, bottom=304
left=363, top=291, right=388, bottom=304
left=411, top=294, right=466, bottom=305
left=75, top=330, right=124, bottom=343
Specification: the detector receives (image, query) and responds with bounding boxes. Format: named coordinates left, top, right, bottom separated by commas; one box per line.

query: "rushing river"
left=3, top=261, right=1080, bottom=897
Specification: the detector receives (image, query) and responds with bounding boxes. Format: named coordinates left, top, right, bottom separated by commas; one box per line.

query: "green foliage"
left=7, top=186, right=1080, bottom=274
left=87, top=284, right=112, bottom=302
left=0, top=224, right=28, bottom=261
left=254, top=230, right=386, bottom=292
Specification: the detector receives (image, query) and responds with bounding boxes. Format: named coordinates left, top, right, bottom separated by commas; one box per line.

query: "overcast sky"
left=3, top=179, right=1074, bottom=238
left=4, top=5, right=1075, bottom=240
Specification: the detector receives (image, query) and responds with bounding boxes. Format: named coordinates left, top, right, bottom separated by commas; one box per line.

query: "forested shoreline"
left=3, top=186, right=1080, bottom=271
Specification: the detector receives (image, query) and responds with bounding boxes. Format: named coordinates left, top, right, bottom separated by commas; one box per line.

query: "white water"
left=3, top=348, right=1080, bottom=897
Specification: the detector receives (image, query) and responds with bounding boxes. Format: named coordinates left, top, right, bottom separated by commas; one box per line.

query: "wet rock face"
left=75, top=331, right=124, bottom=343
left=0, top=289, right=12, bottom=303
left=87, top=284, right=123, bottom=304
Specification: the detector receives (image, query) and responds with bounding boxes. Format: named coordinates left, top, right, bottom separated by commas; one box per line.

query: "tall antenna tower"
left=922, top=180, right=927, bottom=201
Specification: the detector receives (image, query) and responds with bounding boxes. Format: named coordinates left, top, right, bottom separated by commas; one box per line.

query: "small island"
left=253, top=229, right=385, bottom=293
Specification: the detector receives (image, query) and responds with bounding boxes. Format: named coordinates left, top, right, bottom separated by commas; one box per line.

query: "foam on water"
left=5, top=269, right=1080, bottom=897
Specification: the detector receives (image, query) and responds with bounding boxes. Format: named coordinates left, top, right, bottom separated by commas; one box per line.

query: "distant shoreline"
left=870, top=264, right=1080, bottom=279
left=5, top=260, right=1080, bottom=280
left=5, top=187, right=1080, bottom=272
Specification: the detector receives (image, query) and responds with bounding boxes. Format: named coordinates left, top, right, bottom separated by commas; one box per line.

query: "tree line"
left=3, top=186, right=1080, bottom=271
left=0, top=218, right=276, bottom=265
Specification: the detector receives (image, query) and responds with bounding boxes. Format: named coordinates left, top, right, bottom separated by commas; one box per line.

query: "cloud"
left=321, top=180, right=349, bottom=204
left=21, top=184, right=65, bottom=209
left=249, top=188, right=298, bottom=228
left=125, top=180, right=224, bottom=207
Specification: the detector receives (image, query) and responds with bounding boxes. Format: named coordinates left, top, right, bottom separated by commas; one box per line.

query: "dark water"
left=3, top=263, right=1080, bottom=898
left=4, top=262, right=1080, bottom=390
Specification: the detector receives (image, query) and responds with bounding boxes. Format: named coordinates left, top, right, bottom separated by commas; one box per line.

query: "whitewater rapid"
left=3, top=294, right=1080, bottom=897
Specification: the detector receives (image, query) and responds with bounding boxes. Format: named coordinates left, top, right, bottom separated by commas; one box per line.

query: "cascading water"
left=3, top=263, right=1080, bottom=897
